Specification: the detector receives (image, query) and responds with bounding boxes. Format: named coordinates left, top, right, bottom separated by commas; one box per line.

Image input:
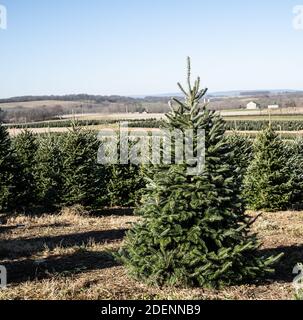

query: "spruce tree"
left=287, top=138, right=303, bottom=209
left=0, top=108, right=4, bottom=123
left=226, top=133, right=252, bottom=174
left=0, top=124, right=19, bottom=212
left=34, top=134, right=64, bottom=209
left=226, top=133, right=253, bottom=208
left=244, top=126, right=292, bottom=211
left=61, top=124, right=104, bottom=207
left=118, top=58, right=282, bottom=287
left=105, top=164, right=145, bottom=207
left=13, top=129, right=38, bottom=209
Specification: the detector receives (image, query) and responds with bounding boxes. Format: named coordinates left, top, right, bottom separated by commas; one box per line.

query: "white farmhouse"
left=268, top=104, right=279, bottom=109
left=246, top=101, right=260, bottom=110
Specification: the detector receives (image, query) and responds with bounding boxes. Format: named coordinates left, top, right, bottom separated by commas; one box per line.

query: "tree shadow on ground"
left=257, top=244, right=303, bottom=284
left=3, top=250, right=119, bottom=285
left=0, top=225, right=19, bottom=234
left=5, top=243, right=302, bottom=287
left=0, top=228, right=128, bottom=260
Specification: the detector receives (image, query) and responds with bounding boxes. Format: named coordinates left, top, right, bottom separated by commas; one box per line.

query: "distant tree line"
left=0, top=94, right=171, bottom=104
left=0, top=101, right=169, bottom=124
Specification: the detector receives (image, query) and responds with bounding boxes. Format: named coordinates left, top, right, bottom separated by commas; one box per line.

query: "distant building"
left=246, top=101, right=260, bottom=110
left=268, top=104, right=279, bottom=109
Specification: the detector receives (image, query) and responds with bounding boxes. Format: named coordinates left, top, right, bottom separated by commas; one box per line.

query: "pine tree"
left=34, top=134, right=64, bottom=209
left=226, top=133, right=253, bottom=207
left=244, top=127, right=293, bottom=211
left=61, top=124, right=104, bottom=207
left=118, top=58, right=282, bottom=288
left=287, top=138, right=303, bottom=209
left=0, top=124, right=19, bottom=212
left=0, top=108, right=4, bottom=123
left=105, top=164, right=145, bottom=207
left=13, top=129, right=38, bottom=209
left=226, top=133, right=252, bottom=174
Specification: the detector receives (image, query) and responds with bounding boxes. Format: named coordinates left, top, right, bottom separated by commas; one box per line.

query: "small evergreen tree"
left=34, top=134, right=64, bottom=209
left=226, top=133, right=252, bottom=173
left=13, top=130, right=38, bottom=209
left=61, top=124, right=104, bottom=207
left=118, top=58, right=282, bottom=288
left=0, top=108, right=4, bottom=123
left=226, top=133, right=253, bottom=208
left=287, top=138, right=303, bottom=209
left=105, top=164, right=145, bottom=207
left=244, top=127, right=292, bottom=211
left=0, top=124, right=19, bottom=212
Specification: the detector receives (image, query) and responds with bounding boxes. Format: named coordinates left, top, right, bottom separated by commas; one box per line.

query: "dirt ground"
left=0, top=206, right=302, bottom=300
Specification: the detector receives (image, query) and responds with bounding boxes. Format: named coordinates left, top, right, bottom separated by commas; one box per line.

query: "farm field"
left=7, top=126, right=162, bottom=136
left=61, top=112, right=166, bottom=121
left=223, top=115, right=303, bottom=121
left=0, top=207, right=302, bottom=300
left=61, top=108, right=303, bottom=121
left=220, top=107, right=303, bottom=117
left=0, top=100, right=83, bottom=110
left=5, top=108, right=303, bottom=132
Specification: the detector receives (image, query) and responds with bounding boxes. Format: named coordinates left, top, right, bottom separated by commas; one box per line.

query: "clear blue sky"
left=0, top=0, right=302, bottom=98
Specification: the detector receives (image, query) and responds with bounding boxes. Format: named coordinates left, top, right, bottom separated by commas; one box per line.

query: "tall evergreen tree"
left=118, top=58, right=282, bottom=287
left=13, top=129, right=38, bottom=209
left=61, top=124, right=104, bottom=207
left=0, top=124, right=19, bottom=212
left=244, top=127, right=293, bottom=211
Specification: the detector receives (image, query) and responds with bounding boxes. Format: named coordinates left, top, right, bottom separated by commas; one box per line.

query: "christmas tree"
left=226, top=133, right=253, bottom=209
left=61, top=124, right=104, bottom=207
left=244, top=126, right=293, bottom=211
left=0, top=124, right=19, bottom=212
left=105, top=164, right=144, bottom=207
left=34, top=134, right=64, bottom=209
left=13, top=129, right=38, bottom=209
left=118, top=58, right=282, bottom=287
left=285, top=138, right=303, bottom=209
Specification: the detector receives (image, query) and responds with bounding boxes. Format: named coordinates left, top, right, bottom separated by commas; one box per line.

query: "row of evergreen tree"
left=0, top=122, right=302, bottom=214
left=0, top=124, right=144, bottom=213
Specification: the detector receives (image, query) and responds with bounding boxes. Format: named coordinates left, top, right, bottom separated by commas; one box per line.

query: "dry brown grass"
left=0, top=207, right=302, bottom=300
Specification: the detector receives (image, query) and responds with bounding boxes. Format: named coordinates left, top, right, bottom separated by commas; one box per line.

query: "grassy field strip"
left=224, top=116, right=303, bottom=121
left=0, top=100, right=82, bottom=110
left=220, top=107, right=303, bottom=117
left=61, top=113, right=166, bottom=121
left=7, top=126, right=162, bottom=136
